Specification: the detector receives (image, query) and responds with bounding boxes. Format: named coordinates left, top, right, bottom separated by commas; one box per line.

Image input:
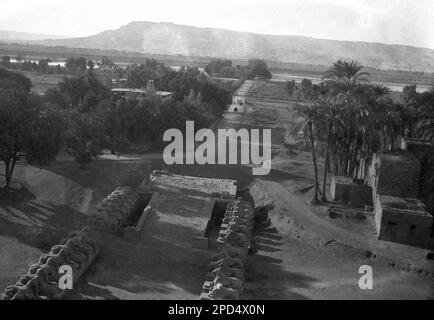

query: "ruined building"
left=330, top=149, right=434, bottom=248
left=368, top=152, right=433, bottom=248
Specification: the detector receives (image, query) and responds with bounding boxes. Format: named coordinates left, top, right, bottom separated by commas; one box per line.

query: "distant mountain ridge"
left=0, top=30, right=67, bottom=41
left=36, top=21, right=434, bottom=72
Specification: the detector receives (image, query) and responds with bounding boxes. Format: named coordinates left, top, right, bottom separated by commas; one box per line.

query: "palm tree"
left=323, top=60, right=370, bottom=96
left=323, top=60, right=369, bottom=95
left=415, top=87, right=434, bottom=142
left=318, top=98, right=345, bottom=201
left=295, top=103, right=322, bottom=205
left=322, top=60, right=370, bottom=176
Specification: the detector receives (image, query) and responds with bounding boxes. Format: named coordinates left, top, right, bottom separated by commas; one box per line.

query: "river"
left=272, top=73, right=432, bottom=93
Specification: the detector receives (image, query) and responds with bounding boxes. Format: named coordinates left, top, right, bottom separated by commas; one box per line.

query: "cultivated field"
left=20, top=71, right=70, bottom=94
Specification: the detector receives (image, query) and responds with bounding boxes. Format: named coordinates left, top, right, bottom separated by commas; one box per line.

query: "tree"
left=65, top=111, right=105, bottom=168
left=301, top=79, right=313, bottom=99
left=317, top=98, right=345, bottom=201
left=246, top=59, right=272, bottom=80
left=322, top=60, right=371, bottom=176
left=47, top=72, right=110, bottom=112
left=1, top=56, right=10, bottom=64
left=65, top=57, right=87, bottom=74
left=205, top=59, right=233, bottom=75
left=0, top=69, right=63, bottom=189
left=186, top=88, right=197, bottom=104
left=286, top=80, right=296, bottom=97
left=23, top=107, right=65, bottom=166
left=101, top=56, right=115, bottom=69
left=95, top=99, right=131, bottom=155
left=415, top=88, right=434, bottom=141
left=87, top=59, right=95, bottom=71
left=323, top=60, right=369, bottom=96
left=295, top=103, right=322, bottom=205
left=38, top=58, right=51, bottom=73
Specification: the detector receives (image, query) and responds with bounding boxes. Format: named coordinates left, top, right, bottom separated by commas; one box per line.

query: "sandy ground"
left=245, top=226, right=433, bottom=299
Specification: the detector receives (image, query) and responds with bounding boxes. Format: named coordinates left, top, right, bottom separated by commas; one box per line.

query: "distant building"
left=111, top=78, right=128, bottom=86
left=111, top=80, right=173, bottom=102
left=111, top=88, right=173, bottom=102
left=170, top=66, right=182, bottom=72
left=232, top=96, right=246, bottom=105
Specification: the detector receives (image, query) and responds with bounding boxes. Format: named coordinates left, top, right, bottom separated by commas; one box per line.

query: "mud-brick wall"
left=376, top=155, right=421, bottom=199
left=375, top=195, right=433, bottom=249
left=330, top=176, right=372, bottom=208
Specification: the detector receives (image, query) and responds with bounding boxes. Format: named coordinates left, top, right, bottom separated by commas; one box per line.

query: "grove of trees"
left=0, top=56, right=68, bottom=74
left=293, top=60, right=434, bottom=209
left=0, top=68, right=64, bottom=189
left=205, top=58, right=272, bottom=80
left=0, top=58, right=233, bottom=187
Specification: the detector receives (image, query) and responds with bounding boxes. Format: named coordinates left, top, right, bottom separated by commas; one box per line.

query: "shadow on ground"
left=0, top=185, right=87, bottom=251
left=244, top=225, right=318, bottom=300
left=76, top=232, right=211, bottom=300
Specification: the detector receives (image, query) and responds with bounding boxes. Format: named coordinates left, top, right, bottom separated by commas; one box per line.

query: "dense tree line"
left=205, top=58, right=272, bottom=80
left=124, top=60, right=230, bottom=116
left=0, top=60, right=232, bottom=187
left=1, top=55, right=67, bottom=74
left=0, top=55, right=116, bottom=75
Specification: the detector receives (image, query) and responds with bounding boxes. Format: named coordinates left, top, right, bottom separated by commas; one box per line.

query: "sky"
left=1, top=0, right=433, bottom=49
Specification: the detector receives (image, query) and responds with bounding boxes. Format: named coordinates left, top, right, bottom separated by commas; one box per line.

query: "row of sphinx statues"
left=1, top=227, right=99, bottom=300
left=201, top=199, right=255, bottom=300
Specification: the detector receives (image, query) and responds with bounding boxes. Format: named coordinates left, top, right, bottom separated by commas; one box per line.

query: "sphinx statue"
left=208, top=283, right=240, bottom=300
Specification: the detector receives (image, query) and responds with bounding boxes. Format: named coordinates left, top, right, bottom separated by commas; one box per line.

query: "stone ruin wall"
left=1, top=227, right=99, bottom=300
left=87, top=187, right=142, bottom=234
left=200, top=199, right=254, bottom=300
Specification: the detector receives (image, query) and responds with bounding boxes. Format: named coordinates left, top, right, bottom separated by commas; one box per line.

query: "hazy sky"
left=1, top=0, right=433, bottom=49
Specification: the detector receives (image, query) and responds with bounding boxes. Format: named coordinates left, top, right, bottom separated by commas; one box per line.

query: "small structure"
left=111, top=88, right=173, bottom=102
left=375, top=195, right=433, bottom=248
left=124, top=171, right=238, bottom=248
left=232, top=96, right=246, bottom=106
left=111, top=78, right=128, bottom=86
left=227, top=96, right=246, bottom=113
left=367, top=152, right=434, bottom=248
left=400, top=137, right=432, bottom=154
left=330, top=176, right=372, bottom=208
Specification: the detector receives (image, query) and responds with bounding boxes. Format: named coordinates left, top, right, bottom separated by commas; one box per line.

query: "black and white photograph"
left=0, top=0, right=433, bottom=305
